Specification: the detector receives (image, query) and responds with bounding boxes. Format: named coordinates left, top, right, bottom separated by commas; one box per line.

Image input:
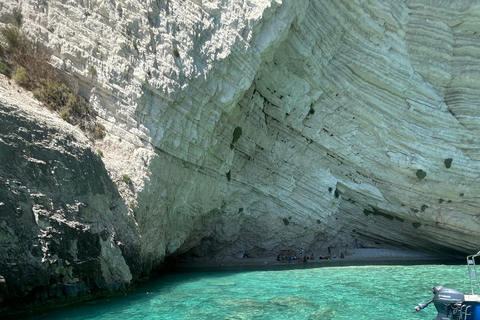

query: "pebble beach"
left=170, top=248, right=455, bottom=269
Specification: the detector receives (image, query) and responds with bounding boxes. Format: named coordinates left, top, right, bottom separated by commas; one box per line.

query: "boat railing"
left=467, top=253, right=480, bottom=295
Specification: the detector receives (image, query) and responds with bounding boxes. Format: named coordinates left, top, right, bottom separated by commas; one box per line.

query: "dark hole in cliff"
left=226, top=170, right=231, bottom=181
left=328, top=187, right=332, bottom=193
left=334, top=188, right=340, bottom=198
left=416, top=169, right=427, bottom=179
left=283, top=218, right=289, bottom=225
left=230, top=126, right=242, bottom=149
left=412, top=222, right=422, bottom=229
left=172, top=47, right=180, bottom=58
left=444, top=158, right=453, bottom=168
left=459, top=193, right=464, bottom=197
left=308, top=106, right=315, bottom=115
left=364, top=207, right=395, bottom=221
left=421, top=204, right=428, bottom=212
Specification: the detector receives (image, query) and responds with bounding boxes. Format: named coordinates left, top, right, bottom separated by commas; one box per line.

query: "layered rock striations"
left=1, top=0, right=480, bottom=311
left=0, top=84, right=140, bottom=310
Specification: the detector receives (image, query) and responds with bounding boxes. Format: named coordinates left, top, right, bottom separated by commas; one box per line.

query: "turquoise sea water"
left=23, top=262, right=469, bottom=320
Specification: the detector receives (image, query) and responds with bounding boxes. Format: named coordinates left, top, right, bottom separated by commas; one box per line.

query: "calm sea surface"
left=22, top=261, right=469, bottom=320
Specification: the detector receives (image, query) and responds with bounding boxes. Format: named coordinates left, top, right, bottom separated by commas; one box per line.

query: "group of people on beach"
left=276, top=245, right=348, bottom=263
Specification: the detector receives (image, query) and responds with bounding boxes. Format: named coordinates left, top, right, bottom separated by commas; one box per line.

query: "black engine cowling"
left=415, top=286, right=464, bottom=320
left=432, top=286, right=464, bottom=320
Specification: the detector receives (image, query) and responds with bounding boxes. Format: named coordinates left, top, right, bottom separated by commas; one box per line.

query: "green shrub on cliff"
left=0, top=61, right=10, bottom=76
left=122, top=174, right=132, bottom=185
left=0, top=24, right=105, bottom=140
left=416, top=169, right=427, bottom=179
left=13, top=65, right=29, bottom=87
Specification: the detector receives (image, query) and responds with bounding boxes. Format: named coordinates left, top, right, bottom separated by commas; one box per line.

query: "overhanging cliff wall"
left=1, top=0, right=480, bottom=310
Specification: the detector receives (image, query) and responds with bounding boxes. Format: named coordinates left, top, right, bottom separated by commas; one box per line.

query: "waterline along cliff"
left=1, top=0, right=480, bottom=312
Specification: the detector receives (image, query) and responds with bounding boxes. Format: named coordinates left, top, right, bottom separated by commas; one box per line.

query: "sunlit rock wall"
left=2, top=0, right=480, bottom=306
left=0, top=85, right=140, bottom=310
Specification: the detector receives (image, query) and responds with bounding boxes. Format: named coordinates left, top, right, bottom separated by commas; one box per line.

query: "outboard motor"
left=415, top=253, right=480, bottom=320
left=414, top=286, right=464, bottom=320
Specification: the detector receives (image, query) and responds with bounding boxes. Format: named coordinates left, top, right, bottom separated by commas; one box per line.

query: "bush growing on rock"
left=416, top=169, right=427, bottom=179
left=123, top=174, right=132, bottom=185
left=444, top=158, right=453, bottom=168
left=13, top=65, right=29, bottom=87
left=88, top=65, right=97, bottom=79
left=0, top=23, right=104, bottom=140
left=0, top=61, right=10, bottom=76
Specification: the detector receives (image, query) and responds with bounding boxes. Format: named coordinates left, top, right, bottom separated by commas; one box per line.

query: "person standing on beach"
left=327, top=246, right=331, bottom=260
left=345, top=244, right=348, bottom=256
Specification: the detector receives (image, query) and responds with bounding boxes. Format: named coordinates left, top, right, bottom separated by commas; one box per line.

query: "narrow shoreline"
left=166, top=248, right=462, bottom=270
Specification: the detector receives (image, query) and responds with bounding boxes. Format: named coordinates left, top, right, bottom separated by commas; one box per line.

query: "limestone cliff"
left=1, top=0, right=480, bottom=311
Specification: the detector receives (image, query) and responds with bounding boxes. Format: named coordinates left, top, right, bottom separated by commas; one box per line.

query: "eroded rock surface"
left=1, top=0, right=480, bottom=311
left=0, top=83, right=139, bottom=311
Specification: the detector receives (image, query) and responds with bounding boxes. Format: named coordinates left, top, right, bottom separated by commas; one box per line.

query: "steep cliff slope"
left=1, top=0, right=480, bottom=311
left=0, top=80, right=140, bottom=310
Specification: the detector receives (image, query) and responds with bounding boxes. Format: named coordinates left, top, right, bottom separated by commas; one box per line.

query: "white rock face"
left=2, top=0, right=480, bottom=276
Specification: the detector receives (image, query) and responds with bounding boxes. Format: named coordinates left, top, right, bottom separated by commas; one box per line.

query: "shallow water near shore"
left=23, top=261, right=468, bottom=320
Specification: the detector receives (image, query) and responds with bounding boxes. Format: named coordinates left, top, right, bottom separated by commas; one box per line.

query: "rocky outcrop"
left=0, top=84, right=140, bottom=311
left=1, top=0, right=480, bottom=311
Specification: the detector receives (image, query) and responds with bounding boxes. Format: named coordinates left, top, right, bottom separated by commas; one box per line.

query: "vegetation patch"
left=0, top=61, right=10, bottom=76
left=444, top=158, right=453, bottom=169
left=230, top=126, right=242, bottom=149
left=122, top=174, right=132, bottom=185
left=420, top=204, right=428, bottom=212
left=283, top=217, right=289, bottom=226
left=416, top=169, right=427, bottom=179
left=0, top=24, right=104, bottom=140
left=13, top=65, right=29, bottom=87
left=88, top=65, right=97, bottom=78
left=412, top=222, right=422, bottom=229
